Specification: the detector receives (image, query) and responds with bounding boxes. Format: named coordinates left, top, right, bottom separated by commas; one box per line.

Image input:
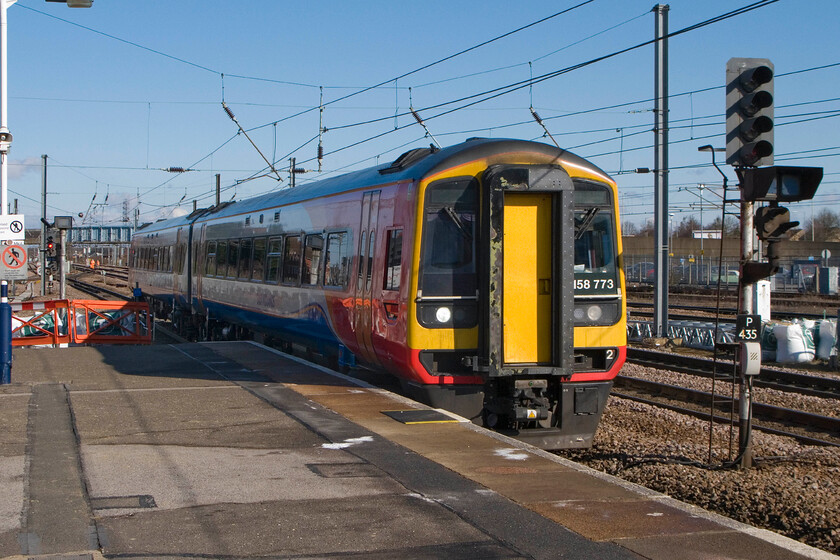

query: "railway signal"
left=726, top=58, right=774, bottom=168
left=739, top=165, right=823, bottom=283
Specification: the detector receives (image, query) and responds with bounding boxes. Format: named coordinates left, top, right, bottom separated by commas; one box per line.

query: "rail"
left=627, top=347, right=840, bottom=399
left=612, top=375, right=840, bottom=447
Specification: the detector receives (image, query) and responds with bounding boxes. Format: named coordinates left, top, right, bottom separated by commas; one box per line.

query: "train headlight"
left=435, top=307, right=452, bottom=323
left=574, top=304, right=605, bottom=323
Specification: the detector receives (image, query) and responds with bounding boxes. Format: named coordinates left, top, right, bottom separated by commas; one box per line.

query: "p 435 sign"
left=736, top=314, right=761, bottom=342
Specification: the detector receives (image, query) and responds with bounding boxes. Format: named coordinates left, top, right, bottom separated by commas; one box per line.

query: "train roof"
left=136, top=138, right=609, bottom=235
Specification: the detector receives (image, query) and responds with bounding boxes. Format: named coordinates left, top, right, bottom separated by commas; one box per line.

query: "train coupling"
left=461, top=355, right=489, bottom=372
left=512, top=379, right=551, bottom=422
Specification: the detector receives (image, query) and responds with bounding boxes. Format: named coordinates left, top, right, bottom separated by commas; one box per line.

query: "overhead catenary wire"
left=221, top=102, right=284, bottom=182
left=34, top=0, right=831, bottom=223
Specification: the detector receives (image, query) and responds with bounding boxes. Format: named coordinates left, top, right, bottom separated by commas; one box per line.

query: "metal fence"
left=623, top=255, right=835, bottom=293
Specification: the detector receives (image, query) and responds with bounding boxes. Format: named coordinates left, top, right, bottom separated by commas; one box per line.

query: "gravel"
left=559, top=386, right=840, bottom=555
left=620, top=361, right=840, bottom=419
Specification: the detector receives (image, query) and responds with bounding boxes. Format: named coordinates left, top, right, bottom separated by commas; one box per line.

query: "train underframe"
left=402, top=375, right=612, bottom=449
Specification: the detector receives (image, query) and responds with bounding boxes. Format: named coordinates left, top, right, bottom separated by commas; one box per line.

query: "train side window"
left=238, top=238, right=253, bottom=279
left=302, top=234, right=323, bottom=286
left=266, top=237, right=283, bottom=283
left=357, top=231, right=367, bottom=288
left=282, top=235, right=301, bottom=284
left=227, top=239, right=239, bottom=278
left=366, top=230, right=375, bottom=292
left=216, top=241, right=228, bottom=277
left=252, top=237, right=267, bottom=281
left=384, top=229, right=403, bottom=291
left=324, top=231, right=351, bottom=288
left=205, top=241, right=217, bottom=276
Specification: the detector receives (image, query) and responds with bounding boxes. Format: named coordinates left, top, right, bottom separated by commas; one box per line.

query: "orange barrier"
left=10, top=299, right=152, bottom=347
left=11, top=300, right=72, bottom=347
left=71, top=300, right=152, bottom=345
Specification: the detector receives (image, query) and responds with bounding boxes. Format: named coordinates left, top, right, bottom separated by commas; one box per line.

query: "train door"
left=194, top=224, right=206, bottom=314
left=352, top=191, right=381, bottom=365
left=502, top=193, right=552, bottom=364
left=483, top=166, right=575, bottom=377
left=175, top=228, right=185, bottom=303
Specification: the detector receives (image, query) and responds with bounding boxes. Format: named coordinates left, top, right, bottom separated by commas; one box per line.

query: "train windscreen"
left=573, top=182, right=619, bottom=297
left=418, top=178, right=477, bottom=297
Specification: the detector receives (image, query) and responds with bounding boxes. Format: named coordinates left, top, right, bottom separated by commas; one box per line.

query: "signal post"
left=726, top=57, right=823, bottom=468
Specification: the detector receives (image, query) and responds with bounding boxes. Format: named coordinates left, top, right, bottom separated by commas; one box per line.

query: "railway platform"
left=0, top=341, right=833, bottom=560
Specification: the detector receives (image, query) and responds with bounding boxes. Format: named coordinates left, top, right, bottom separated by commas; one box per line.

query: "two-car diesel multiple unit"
left=129, top=138, right=626, bottom=449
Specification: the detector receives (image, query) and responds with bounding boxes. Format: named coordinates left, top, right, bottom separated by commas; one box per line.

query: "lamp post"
left=0, top=0, right=92, bottom=385
left=668, top=212, right=674, bottom=257
left=698, top=183, right=704, bottom=266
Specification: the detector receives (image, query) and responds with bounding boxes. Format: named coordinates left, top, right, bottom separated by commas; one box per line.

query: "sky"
left=5, top=0, right=840, bottom=232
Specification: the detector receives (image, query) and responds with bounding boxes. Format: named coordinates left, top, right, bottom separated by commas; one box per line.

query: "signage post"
left=735, top=314, right=762, bottom=469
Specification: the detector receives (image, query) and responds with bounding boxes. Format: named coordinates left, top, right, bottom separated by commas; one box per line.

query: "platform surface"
left=0, top=341, right=834, bottom=560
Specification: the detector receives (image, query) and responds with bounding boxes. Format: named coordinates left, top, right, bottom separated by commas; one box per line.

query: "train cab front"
left=405, top=155, right=625, bottom=450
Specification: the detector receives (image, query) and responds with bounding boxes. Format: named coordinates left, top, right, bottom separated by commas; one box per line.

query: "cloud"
left=9, top=157, right=43, bottom=180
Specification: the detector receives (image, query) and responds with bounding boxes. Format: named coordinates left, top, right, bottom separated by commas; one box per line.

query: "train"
left=129, top=137, right=626, bottom=449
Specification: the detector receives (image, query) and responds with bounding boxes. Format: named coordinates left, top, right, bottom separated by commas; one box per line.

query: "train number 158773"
left=574, top=278, right=614, bottom=291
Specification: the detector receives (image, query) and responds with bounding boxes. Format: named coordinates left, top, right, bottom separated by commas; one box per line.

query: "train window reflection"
left=384, top=229, right=403, bottom=291
left=366, top=231, right=375, bottom=292
left=282, top=235, right=301, bottom=284
left=574, top=212, right=614, bottom=273
left=302, top=234, right=323, bottom=286
left=573, top=179, right=619, bottom=296
left=252, top=237, right=266, bottom=281
left=265, top=237, right=283, bottom=283
left=420, top=178, right=477, bottom=297
left=227, top=240, right=239, bottom=278
left=325, top=231, right=351, bottom=288
left=238, top=238, right=253, bottom=280
left=205, top=241, right=217, bottom=276
left=216, top=242, right=228, bottom=277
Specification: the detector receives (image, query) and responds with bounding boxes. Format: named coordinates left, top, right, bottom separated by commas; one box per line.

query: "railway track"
left=627, top=302, right=834, bottom=322
left=66, top=276, right=130, bottom=301
left=70, top=263, right=129, bottom=282
left=612, top=376, right=840, bottom=447
left=627, top=347, right=840, bottom=399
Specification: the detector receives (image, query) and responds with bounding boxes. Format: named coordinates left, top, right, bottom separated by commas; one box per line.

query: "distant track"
left=627, top=347, right=840, bottom=399
left=612, top=376, right=840, bottom=447
left=66, top=276, right=130, bottom=301
left=627, top=301, right=832, bottom=322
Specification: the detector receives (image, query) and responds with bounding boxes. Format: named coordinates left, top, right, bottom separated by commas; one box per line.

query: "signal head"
left=726, top=58, right=774, bottom=168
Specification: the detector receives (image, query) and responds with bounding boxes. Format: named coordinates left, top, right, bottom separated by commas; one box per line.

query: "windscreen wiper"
left=442, top=207, right=473, bottom=240
left=575, top=207, right=599, bottom=240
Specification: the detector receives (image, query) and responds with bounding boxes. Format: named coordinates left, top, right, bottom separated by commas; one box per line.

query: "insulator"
left=530, top=108, right=544, bottom=125
left=167, top=167, right=186, bottom=173
left=223, top=104, right=236, bottom=121
left=411, top=109, right=423, bottom=125
left=317, top=145, right=324, bottom=160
